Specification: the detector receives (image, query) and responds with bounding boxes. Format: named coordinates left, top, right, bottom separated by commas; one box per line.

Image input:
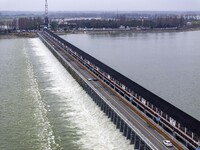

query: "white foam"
left=24, top=39, right=59, bottom=150
left=29, top=38, right=133, bottom=150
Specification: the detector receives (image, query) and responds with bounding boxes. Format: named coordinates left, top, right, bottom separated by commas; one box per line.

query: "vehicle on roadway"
left=163, top=140, right=173, bottom=147
left=88, top=78, right=98, bottom=81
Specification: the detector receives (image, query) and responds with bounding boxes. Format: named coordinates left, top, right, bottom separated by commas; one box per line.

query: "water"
left=0, top=38, right=132, bottom=150
left=61, top=30, right=200, bottom=120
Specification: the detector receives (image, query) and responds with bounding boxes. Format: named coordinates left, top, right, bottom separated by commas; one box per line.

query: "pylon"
left=45, top=0, right=49, bottom=27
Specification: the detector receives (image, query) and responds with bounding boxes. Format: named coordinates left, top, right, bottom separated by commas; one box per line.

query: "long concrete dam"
left=38, top=29, right=200, bottom=150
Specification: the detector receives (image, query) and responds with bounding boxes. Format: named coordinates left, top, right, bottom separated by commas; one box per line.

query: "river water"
left=0, top=38, right=132, bottom=150
left=61, top=30, right=200, bottom=121
left=1, top=30, right=200, bottom=149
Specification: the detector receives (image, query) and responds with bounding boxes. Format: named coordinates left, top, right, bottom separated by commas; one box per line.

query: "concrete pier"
left=38, top=32, right=156, bottom=150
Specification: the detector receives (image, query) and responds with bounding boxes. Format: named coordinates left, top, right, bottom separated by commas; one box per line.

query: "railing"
left=38, top=32, right=158, bottom=150
left=40, top=30, right=200, bottom=149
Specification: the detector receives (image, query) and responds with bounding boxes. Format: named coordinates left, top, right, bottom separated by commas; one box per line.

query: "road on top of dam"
left=41, top=33, right=179, bottom=150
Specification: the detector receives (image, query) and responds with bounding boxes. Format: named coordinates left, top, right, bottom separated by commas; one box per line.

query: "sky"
left=0, top=0, right=200, bottom=12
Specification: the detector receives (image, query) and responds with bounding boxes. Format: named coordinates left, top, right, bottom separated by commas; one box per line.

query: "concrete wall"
left=38, top=33, right=155, bottom=150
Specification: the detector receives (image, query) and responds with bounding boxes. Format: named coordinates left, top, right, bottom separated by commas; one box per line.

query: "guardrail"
left=38, top=32, right=158, bottom=150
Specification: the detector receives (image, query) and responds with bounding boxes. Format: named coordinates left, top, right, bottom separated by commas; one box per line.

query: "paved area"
left=42, top=34, right=178, bottom=150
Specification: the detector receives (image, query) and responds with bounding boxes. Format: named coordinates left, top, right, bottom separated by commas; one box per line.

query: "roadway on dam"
left=42, top=34, right=178, bottom=150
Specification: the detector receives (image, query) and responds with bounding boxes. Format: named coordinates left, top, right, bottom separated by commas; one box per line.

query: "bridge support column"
left=130, top=130, right=136, bottom=144
left=105, top=103, right=107, bottom=113
left=134, top=135, right=141, bottom=150
left=101, top=101, right=104, bottom=111
left=126, top=126, right=131, bottom=140
left=100, top=99, right=103, bottom=108
left=96, top=96, right=100, bottom=105
left=96, top=97, right=99, bottom=105
left=94, top=94, right=98, bottom=104
left=120, top=119, right=124, bottom=132
left=105, top=104, right=108, bottom=114
left=103, top=102, right=106, bottom=113
left=140, top=140, right=146, bottom=150
left=94, top=93, right=97, bottom=101
left=107, top=107, right=111, bottom=118
left=111, top=110, right=114, bottom=122
left=105, top=105, right=108, bottom=115
left=116, top=116, right=121, bottom=129
left=103, top=102, right=106, bottom=112
left=123, top=123, right=127, bottom=136
left=97, top=98, right=101, bottom=107
left=114, top=113, right=117, bottom=125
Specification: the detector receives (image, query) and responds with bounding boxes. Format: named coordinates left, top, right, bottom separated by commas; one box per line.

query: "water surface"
left=0, top=38, right=132, bottom=150
left=62, top=30, right=200, bottom=120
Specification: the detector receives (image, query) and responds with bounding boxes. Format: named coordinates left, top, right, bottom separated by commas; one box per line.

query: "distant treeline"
left=0, top=17, right=43, bottom=33
left=1, top=16, right=200, bottom=33
left=62, top=17, right=185, bottom=29
left=16, top=17, right=43, bottom=30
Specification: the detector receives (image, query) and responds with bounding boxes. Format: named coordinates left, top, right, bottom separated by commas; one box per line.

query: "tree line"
left=0, top=17, right=43, bottom=33
left=57, top=17, right=187, bottom=30
left=15, top=17, right=43, bottom=30
left=1, top=16, right=200, bottom=32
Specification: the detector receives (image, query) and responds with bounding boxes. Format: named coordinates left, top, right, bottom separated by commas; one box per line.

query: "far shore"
left=0, top=32, right=37, bottom=39
left=55, top=27, right=200, bottom=35
left=1, top=27, right=200, bottom=39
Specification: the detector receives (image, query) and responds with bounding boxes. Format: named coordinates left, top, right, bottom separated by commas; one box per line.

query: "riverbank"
left=1, top=27, right=200, bottom=39
left=54, top=27, right=200, bottom=35
left=0, top=32, right=37, bottom=39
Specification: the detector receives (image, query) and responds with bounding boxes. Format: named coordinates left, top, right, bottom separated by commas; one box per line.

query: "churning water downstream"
left=0, top=38, right=132, bottom=150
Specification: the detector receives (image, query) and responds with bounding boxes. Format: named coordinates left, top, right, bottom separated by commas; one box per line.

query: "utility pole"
left=44, top=0, right=49, bottom=27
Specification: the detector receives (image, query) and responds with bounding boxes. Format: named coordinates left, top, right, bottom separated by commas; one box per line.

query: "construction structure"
left=44, top=0, right=49, bottom=27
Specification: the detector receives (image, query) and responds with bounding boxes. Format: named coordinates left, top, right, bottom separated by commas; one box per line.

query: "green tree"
left=51, top=21, right=58, bottom=30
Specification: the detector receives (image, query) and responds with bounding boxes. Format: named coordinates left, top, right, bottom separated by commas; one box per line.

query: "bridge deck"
left=39, top=32, right=180, bottom=150
left=43, top=29, right=200, bottom=138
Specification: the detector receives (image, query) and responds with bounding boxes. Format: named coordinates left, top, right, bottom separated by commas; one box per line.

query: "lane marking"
left=43, top=36, right=178, bottom=150
left=93, top=82, right=169, bottom=150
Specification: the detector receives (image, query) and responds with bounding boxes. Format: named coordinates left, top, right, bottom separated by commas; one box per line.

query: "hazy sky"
left=0, top=0, right=200, bottom=11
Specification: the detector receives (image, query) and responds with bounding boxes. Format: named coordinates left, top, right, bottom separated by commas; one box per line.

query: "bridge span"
left=38, top=29, right=200, bottom=150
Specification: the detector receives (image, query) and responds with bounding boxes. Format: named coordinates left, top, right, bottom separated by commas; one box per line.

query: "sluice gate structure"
left=38, top=29, right=200, bottom=150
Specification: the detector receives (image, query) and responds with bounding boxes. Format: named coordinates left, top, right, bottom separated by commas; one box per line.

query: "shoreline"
left=54, top=27, right=200, bottom=35
left=1, top=27, right=200, bottom=39
left=0, top=32, right=37, bottom=39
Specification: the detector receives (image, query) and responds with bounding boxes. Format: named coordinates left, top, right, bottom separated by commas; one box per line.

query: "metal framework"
left=45, top=0, right=48, bottom=17
left=44, top=0, right=49, bottom=26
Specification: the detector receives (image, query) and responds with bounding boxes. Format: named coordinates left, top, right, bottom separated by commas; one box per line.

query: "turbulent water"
left=61, top=30, right=200, bottom=120
left=1, top=30, right=200, bottom=149
left=0, top=38, right=132, bottom=150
